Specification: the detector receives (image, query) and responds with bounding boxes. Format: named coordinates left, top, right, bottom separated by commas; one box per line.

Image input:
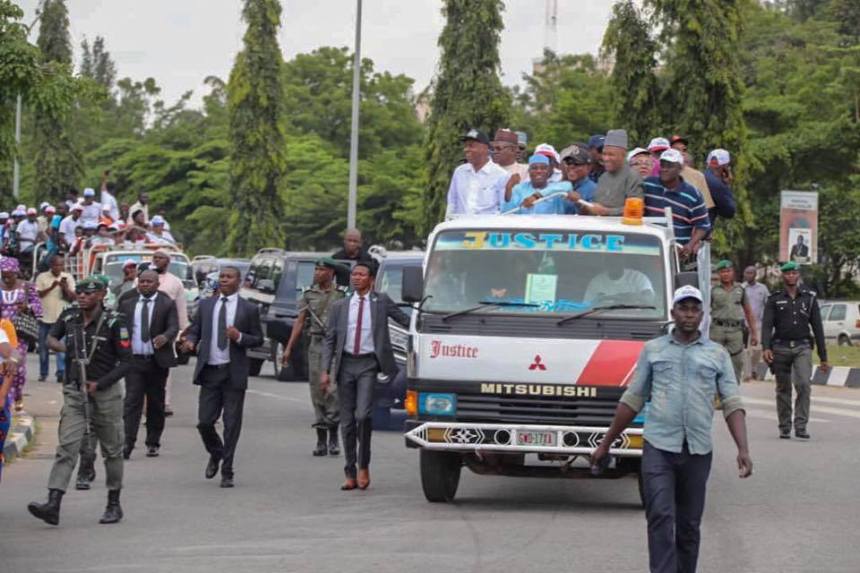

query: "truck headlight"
left=419, top=393, right=457, bottom=416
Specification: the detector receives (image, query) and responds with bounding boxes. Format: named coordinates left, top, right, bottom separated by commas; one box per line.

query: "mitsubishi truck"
left=401, top=207, right=703, bottom=503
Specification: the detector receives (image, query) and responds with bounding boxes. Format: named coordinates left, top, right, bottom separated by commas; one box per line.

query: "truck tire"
left=248, top=358, right=264, bottom=377
left=420, top=450, right=461, bottom=503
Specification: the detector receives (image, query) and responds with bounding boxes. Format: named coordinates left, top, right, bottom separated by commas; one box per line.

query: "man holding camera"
left=36, top=255, right=76, bottom=383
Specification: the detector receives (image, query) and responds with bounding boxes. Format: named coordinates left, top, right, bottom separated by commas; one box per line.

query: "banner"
left=779, top=191, right=818, bottom=264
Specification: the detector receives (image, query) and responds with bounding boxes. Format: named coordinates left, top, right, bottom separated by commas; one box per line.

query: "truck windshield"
left=424, top=229, right=667, bottom=319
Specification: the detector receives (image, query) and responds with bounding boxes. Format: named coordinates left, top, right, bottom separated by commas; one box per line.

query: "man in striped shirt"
left=643, top=149, right=710, bottom=261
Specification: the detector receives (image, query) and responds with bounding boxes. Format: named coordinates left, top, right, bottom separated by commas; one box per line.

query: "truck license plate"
left=516, top=431, right=555, bottom=446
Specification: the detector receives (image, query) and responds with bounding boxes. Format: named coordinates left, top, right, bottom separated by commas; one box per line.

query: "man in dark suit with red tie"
left=321, top=261, right=410, bottom=491
left=182, top=266, right=263, bottom=488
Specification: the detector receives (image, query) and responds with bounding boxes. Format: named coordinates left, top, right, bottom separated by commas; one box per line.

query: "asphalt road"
left=2, top=359, right=860, bottom=573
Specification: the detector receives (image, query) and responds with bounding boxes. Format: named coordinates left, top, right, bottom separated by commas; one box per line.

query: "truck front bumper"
left=404, top=420, right=643, bottom=457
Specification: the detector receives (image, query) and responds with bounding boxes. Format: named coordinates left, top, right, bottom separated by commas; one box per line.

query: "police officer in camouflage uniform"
left=282, top=258, right=346, bottom=456
left=710, top=260, right=758, bottom=384
left=762, top=261, right=829, bottom=440
left=27, top=277, right=132, bottom=526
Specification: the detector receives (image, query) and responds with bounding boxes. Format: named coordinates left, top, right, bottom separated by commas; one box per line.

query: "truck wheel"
left=637, top=472, right=646, bottom=509
left=271, top=341, right=283, bottom=379
left=838, top=334, right=851, bottom=347
left=420, top=450, right=461, bottom=503
left=248, top=358, right=264, bottom=377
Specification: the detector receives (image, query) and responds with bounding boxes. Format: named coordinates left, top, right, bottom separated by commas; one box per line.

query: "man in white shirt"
left=445, top=129, right=508, bottom=218
left=59, top=204, right=83, bottom=250
left=100, top=175, right=120, bottom=221
left=584, top=263, right=655, bottom=305
left=146, top=216, right=175, bottom=245
left=79, top=189, right=103, bottom=227
left=35, top=255, right=75, bottom=382
left=16, top=208, right=44, bottom=254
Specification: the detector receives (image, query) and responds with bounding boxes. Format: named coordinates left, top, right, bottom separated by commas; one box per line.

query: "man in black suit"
left=182, top=266, right=263, bottom=488
left=321, top=261, right=410, bottom=491
left=118, top=269, right=179, bottom=459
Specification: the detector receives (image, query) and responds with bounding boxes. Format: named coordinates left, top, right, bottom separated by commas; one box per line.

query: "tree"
left=32, top=0, right=82, bottom=202
left=423, top=0, right=510, bottom=230
left=80, top=36, right=116, bottom=89
left=601, top=1, right=661, bottom=144
left=226, top=0, right=288, bottom=256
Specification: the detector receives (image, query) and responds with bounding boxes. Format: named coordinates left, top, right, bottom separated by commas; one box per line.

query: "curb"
left=3, top=414, right=35, bottom=463
left=756, top=364, right=860, bottom=388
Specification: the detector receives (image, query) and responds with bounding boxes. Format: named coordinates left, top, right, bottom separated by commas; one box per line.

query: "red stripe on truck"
left=575, top=340, right=645, bottom=387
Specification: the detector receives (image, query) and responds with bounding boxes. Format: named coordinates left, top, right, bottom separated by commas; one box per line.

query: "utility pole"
left=13, top=94, right=22, bottom=199
left=346, top=0, right=362, bottom=229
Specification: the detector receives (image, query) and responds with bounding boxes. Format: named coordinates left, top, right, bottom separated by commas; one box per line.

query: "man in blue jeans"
left=36, top=255, right=76, bottom=382
left=592, top=285, right=753, bottom=573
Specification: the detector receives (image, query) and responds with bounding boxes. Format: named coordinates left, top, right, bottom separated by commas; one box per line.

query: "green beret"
left=91, top=274, right=111, bottom=287
left=780, top=261, right=800, bottom=272
left=315, top=257, right=342, bottom=271
left=76, top=276, right=106, bottom=293
left=715, top=259, right=733, bottom=271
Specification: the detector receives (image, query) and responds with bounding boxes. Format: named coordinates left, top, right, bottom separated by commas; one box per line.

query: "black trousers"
left=123, top=356, right=169, bottom=449
left=197, top=365, right=245, bottom=477
left=642, top=441, right=713, bottom=573
left=338, top=354, right=377, bottom=478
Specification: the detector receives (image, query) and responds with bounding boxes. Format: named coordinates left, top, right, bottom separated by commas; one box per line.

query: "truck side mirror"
left=674, top=271, right=699, bottom=289
left=401, top=266, right=424, bottom=304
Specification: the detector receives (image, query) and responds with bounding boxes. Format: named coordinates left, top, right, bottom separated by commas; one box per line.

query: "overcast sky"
left=18, top=0, right=614, bottom=106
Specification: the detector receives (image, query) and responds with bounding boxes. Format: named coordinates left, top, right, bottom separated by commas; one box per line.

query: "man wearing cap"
left=490, top=129, right=528, bottom=180
left=16, top=207, right=45, bottom=259
left=282, top=258, right=346, bottom=456
left=742, top=265, right=769, bottom=380
left=79, top=188, right=103, bottom=227
left=445, top=129, right=508, bottom=218
left=704, top=149, right=737, bottom=227
left=585, top=129, right=644, bottom=216
left=643, top=149, right=711, bottom=259
left=762, top=262, right=829, bottom=440
left=147, top=216, right=175, bottom=245
left=587, top=135, right=605, bottom=183
left=647, top=137, right=671, bottom=177
left=502, top=155, right=573, bottom=215
left=59, top=204, right=83, bottom=250
left=628, top=147, right=654, bottom=178
left=38, top=202, right=52, bottom=233
left=560, top=143, right=597, bottom=213
left=533, top=143, right=563, bottom=183
left=710, top=260, right=758, bottom=384
left=592, top=285, right=752, bottom=573
left=28, top=276, right=132, bottom=525
left=112, top=260, right=138, bottom=300
left=128, top=192, right=150, bottom=227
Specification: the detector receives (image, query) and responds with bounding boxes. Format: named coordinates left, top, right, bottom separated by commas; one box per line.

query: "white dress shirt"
left=445, top=160, right=508, bottom=218
left=131, top=294, right=156, bottom=356
left=101, top=190, right=120, bottom=220
left=209, top=292, right=239, bottom=365
left=346, top=292, right=374, bottom=355
left=59, top=215, right=80, bottom=246
left=79, top=201, right=102, bottom=226
left=16, top=219, right=39, bottom=247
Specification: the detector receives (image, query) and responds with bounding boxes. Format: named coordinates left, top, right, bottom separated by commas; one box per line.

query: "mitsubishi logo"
left=529, top=355, right=547, bottom=371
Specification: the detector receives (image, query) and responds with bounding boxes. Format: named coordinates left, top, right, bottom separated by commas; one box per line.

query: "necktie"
left=140, top=297, right=151, bottom=343
left=353, top=296, right=365, bottom=355
left=217, top=297, right=228, bottom=351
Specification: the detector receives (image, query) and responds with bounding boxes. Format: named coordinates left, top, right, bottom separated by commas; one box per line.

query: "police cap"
left=315, top=257, right=343, bottom=272
left=715, top=259, right=733, bottom=271
left=780, top=261, right=800, bottom=272
left=76, top=277, right=107, bottom=293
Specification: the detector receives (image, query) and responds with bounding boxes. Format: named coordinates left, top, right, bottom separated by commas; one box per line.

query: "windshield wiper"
left=556, top=304, right=656, bottom=326
left=442, top=300, right=540, bottom=322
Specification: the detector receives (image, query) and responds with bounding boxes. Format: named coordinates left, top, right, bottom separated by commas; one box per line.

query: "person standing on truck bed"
left=583, top=129, right=644, bottom=216
left=445, top=128, right=508, bottom=218
left=592, top=285, right=752, bottom=573
left=501, top=154, right=572, bottom=215
left=282, top=258, right=346, bottom=457
left=710, top=260, right=758, bottom=385
left=320, top=261, right=410, bottom=491
left=762, top=261, right=829, bottom=440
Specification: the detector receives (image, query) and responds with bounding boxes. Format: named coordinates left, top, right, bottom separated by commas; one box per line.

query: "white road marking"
left=744, top=408, right=829, bottom=423
left=743, top=396, right=860, bottom=419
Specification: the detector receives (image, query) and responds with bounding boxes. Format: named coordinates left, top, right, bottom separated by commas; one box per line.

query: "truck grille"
left=455, top=393, right=622, bottom=426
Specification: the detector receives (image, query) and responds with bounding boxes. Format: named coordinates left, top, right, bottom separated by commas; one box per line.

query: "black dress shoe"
left=220, top=475, right=234, bottom=488
left=122, top=446, right=132, bottom=460
left=795, top=430, right=811, bottom=439
left=779, top=431, right=791, bottom=439
left=146, top=446, right=159, bottom=458
left=205, top=456, right=221, bottom=479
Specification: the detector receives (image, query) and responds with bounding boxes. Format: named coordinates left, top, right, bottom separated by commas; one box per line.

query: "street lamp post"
left=12, top=94, right=22, bottom=199
left=347, top=0, right=362, bottom=229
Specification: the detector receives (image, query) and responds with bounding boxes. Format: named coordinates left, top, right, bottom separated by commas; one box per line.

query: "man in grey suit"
left=182, top=266, right=263, bottom=488
left=322, top=261, right=410, bottom=491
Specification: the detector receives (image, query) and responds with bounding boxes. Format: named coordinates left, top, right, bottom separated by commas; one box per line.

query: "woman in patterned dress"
left=0, top=257, right=42, bottom=412
left=0, top=318, right=20, bottom=482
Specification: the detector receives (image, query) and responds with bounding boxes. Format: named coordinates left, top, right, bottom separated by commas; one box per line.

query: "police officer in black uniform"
left=762, top=262, right=830, bottom=440
left=27, top=277, right=132, bottom=526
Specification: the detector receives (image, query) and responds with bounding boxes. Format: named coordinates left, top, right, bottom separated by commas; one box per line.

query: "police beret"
left=315, top=257, right=343, bottom=271
left=76, top=277, right=107, bottom=293
left=715, top=259, right=733, bottom=271
left=780, top=261, right=800, bottom=272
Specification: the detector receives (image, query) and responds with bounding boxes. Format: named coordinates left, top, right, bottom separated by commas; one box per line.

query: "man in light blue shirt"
left=502, top=155, right=573, bottom=215
left=592, top=285, right=752, bottom=573
left=445, top=129, right=509, bottom=218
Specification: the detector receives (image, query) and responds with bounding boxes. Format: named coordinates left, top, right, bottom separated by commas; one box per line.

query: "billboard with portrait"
left=779, top=191, right=818, bottom=264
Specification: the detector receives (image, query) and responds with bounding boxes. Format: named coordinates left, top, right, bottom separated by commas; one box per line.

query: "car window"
left=829, top=304, right=846, bottom=321
left=819, top=304, right=831, bottom=320
left=296, top=261, right=315, bottom=291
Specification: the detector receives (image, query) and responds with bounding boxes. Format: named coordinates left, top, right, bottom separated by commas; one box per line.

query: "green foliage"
left=36, top=0, right=71, bottom=64
left=424, top=0, right=510, bottom=231
left=226, top=0, right=288, bottom=256
left=80, top=36, right=116, bottom=89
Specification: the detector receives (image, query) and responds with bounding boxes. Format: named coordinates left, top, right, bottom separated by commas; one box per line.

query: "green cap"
left=780, top=261, right=800, bottom=272
left=91, top=274, right=111, bottom=287
left=715, top=259, right=733, bottom=271
left=76, top=276, right=107, bottom=293
left=315, top=257, right=343, bottom=271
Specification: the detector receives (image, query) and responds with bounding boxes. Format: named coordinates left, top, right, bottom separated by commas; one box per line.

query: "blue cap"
left=528, top=154, right=550, bottom=166
left=588, top=135, right=605, bottom=150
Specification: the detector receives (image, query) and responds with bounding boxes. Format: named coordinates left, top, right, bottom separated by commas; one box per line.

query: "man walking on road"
left=28, top=277, right=132, bottom=525
left=710, top=260, right=758, bottom=384
left=282, top=258, right=346, bottom=456
left=151, top=250, right=187, bottom=417
left=321, top=262, right=410, bottom=491
left=592, top=285, right=752, bottom=573
left=742, top=266, right=769, bottom=380
left=36, top=255, right=76, bottom=382
left=182, top=267, right=263, bottom=488
left=762, top=261, right=829, bottom=440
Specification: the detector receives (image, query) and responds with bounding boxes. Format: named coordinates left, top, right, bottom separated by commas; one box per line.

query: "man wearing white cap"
left=704, top=149, right=737, bottom=227
left=146, top=216, right=175, bottom=245
left=628, top=147, right=653, bottom=178
left=592, top=285, right=752, bottom=573
left=16, top=208, right=46, bottom=257
left=59, top=204, right=83, bottom=251
left=79, top=188, right=103, bottom=228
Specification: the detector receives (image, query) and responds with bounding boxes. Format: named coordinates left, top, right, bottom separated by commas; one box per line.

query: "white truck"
left=400, top=209, right=705, bottom=503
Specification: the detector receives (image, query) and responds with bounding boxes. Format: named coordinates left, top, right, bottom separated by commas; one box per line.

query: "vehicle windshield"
left=423, top=229, right=667, bottom=319
left=103, top=255, right=190, bottom=289
left=378, top=259, right=421, bottom=316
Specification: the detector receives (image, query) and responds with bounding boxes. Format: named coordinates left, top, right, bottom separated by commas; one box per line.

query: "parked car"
left=819, top=300, right=860, bottom=346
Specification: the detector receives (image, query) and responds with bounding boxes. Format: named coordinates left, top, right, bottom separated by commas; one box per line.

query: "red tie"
left=353, top=296, right=365, bottom=354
